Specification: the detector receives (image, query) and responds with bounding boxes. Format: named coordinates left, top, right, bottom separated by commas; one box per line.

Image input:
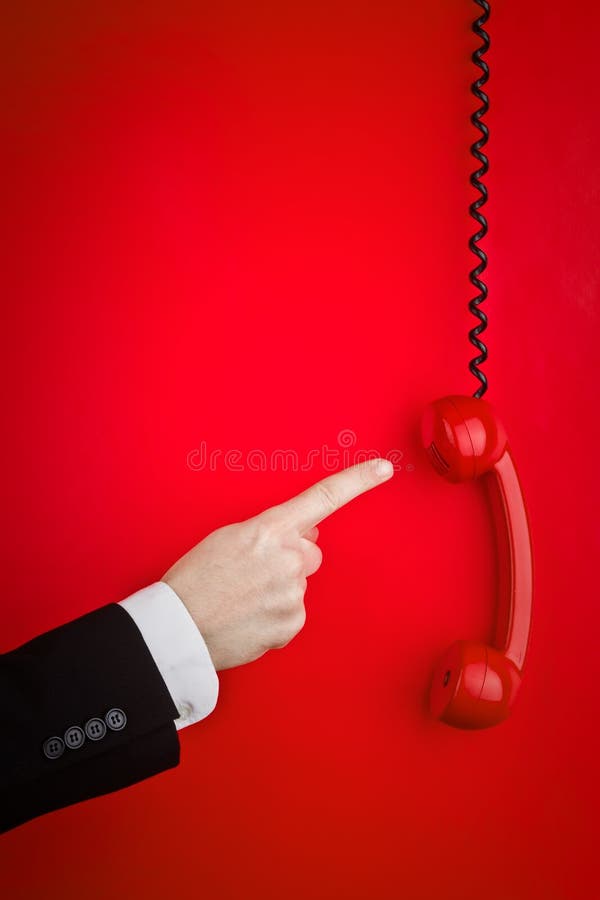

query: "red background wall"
left=1, top=2, right=599, bottom=898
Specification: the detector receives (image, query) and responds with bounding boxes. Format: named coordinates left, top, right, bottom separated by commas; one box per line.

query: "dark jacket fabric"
left=0, top=603, right=180, bottom=833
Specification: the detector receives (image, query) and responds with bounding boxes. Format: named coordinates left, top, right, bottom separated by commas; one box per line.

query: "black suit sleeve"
left=0, top=603, right=181, bottom=833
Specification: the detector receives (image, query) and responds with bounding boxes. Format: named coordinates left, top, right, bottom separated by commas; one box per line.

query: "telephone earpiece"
left=421, top=395, right=533, bottom=729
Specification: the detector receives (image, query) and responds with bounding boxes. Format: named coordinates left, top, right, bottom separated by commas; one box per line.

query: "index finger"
left=268, top=458, right=394, bottom=531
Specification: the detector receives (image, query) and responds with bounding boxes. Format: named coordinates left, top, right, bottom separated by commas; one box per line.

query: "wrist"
left=120, top=581, right=219, bottom=728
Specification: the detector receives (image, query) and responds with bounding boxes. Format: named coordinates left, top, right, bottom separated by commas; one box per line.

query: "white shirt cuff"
left=119, top=581, right=219, bottom=730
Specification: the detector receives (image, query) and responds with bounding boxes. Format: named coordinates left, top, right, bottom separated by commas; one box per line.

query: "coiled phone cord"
left=468, top=0, right=490, bottom=398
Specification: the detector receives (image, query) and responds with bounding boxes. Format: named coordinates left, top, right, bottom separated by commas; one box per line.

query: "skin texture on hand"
left=162, top=458, right=394, bottom=671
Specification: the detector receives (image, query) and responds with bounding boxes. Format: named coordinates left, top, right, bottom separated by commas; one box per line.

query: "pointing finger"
left=269, top=458, right=394, bottom=531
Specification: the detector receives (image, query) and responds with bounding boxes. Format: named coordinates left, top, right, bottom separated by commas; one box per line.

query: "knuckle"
left=272, top=607, right=306, bottom=649
left=294, top=605, right=307, bottom=632
left=249, top=517, right=277, bottom=548
left=272, top=627, right=292, bottom=649
left=315, top=481, right=337, bottom=514
left=293, top=582, right=306, bottom=608
left=263, top=580, right=304, bottom=620
left=204, top=523, right=230, bottom=542
left=312, top=545, right=323, bottom=570
left=288, top=549, right=305, bottom=578
left=282, top=582, right=305, bottom=613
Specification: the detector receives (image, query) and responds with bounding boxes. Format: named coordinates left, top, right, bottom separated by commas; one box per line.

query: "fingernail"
left=375, top=459, right=394, bottom=479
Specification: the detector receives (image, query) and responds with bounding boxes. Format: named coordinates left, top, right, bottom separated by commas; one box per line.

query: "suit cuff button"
left=84, top=717, right=107, bottom=741
left=42, top=736, right=65, bottom=759
left=105, top=708, right=127, bottom=731
left=64, top=725, right=85, bottom=749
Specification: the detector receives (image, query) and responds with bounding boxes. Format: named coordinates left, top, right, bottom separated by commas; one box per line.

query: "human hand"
left=162, top=458, right=394, bottom=671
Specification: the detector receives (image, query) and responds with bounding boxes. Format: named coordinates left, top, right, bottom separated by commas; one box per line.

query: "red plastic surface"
left=488, top=448, right=533, bottom=670
left=422, top=395, right=532, bottom=727
left=1, top=2, right=599, bottom=898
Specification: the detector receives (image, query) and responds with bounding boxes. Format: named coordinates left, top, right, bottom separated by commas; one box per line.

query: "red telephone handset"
left=421, top=395, right=533, bottom=729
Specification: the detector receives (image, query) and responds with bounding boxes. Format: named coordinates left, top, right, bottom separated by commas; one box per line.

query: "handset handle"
left=485, top=447, right=533, bottom=672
